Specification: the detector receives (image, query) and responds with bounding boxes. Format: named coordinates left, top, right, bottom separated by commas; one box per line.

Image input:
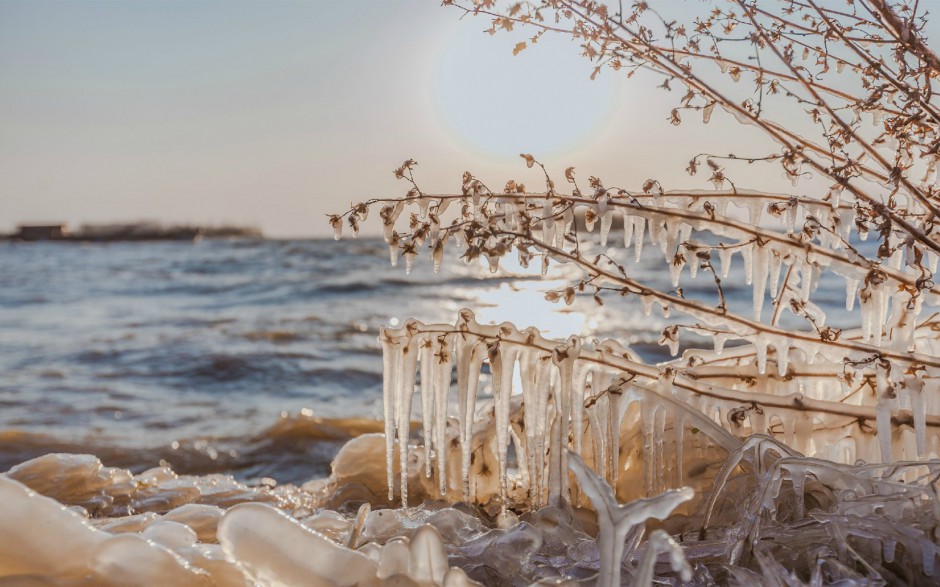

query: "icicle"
left=586, top=382, right=609, bottom=487
left=532, top=351, right=552, bottom=505
left=431, top=241, right=444, bottom=273
left=713, top=333, right=728, bottom=355
left=875, top=362, right=894, bottom=463
left=485, top=253, right=500, bottom=274
left=673, top=413, right=685, bottom=486
left=634, top=216, right=647, bottom=262
left=572, top=362, right=591, bottom=460
left=669, top=245, right=686, bottom=288
left=404, top=250, right=417, bottom=275
left=752, top=244, right=769, bottom=321
left=747, top=199, right=763, bottom=226
left=397, top=334, right=419, bottom=506
left=502, top=200, right=514, bottom=228
left=519, top=346, right=541, bottom=506
left=715, top=198, right=729, bottom=217
left=886, top=289, right=919, bottom=352
left=884, top=539, right=897, bottom=564
left=861, top=293, right=874, bottom=343
left=688, top=249, right=699, bottom=279
left=772, top=337, right=790, bottom=378
left=794, top=416, right=814, bottom=458
left=379, top=327, right=402, bottom=501
left=654, top=405, right=667, bottom=493
left=872, top=285, right=886, bottom=346
left=755, top=333, right=769, bottom=375
left=552, top=337, right=580, bottom=501
left=839, top=206, right=855, bottom=241
left=923, top=542, right=937, bottom=577
left=491, top=338, right=520, bottom=509
left=845, top=277, right=859, bottom=311
left=641, top=401, right=655, bottom=496
left=908, top=377, right=927, bottom=458
left=718, top=246, right=735, bottom=279
left=553, top=215, right=566, bottom=249
left=798, top=262, right=813, bottom=303
left=599, top=209, right=613, bottom=246
left=877, top=392, right=893, bottom=463
left=455, top=312, right=484, bottom=501
left=433, top=334, right=454, bottom=495
left=741, top=242, right=754, bottom=285
left=585, top=207, right=598, bottom=233
left=622, top=212, right=635, bottom=249
left=381, top=201, right=404, bottom=243
left=428, top=216, right=440, bottom=248
left=648, top=217, right=664, bottom=251
left=420, top=336, right=435, bottom=478
left=785, top=202, right=798, bottom=234
left=388, top=233, right=401, bottom=267
left=606, top=385, right=625, bottom=489
left=768, top=250, right=783, bottom=298
left=546, top=400, right=563, bottom=506
left=562, top=208, right=575, bottom=246
left=542, top=199, right=556, bottom=245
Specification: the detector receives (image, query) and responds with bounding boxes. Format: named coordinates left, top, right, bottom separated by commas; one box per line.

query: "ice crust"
left=5, top=424, right=940, bottom=586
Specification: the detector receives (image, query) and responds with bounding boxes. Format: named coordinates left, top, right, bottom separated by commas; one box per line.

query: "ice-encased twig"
left=567, top=452, right=693, bottom=587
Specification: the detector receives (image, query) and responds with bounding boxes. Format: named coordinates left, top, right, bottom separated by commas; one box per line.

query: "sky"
left=1, top=0, right=934, bottom=237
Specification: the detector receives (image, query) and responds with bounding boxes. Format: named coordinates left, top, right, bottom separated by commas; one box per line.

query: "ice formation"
left=0, top=453, right=485, bottom=587
left=322, top=150, right=940, bottom=583
left=378, top=310, right=940, bottom=509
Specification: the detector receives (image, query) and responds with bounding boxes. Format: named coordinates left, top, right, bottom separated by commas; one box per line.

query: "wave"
left=0, top=412, right=389, bottom=486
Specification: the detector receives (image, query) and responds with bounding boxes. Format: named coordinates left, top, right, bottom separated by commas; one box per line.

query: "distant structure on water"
left=14, top=224, right=69, bottom=241
left=5, top=222, right=261, bottom=242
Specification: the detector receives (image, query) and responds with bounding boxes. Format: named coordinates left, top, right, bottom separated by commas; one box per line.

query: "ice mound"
left=0, top=459, right=481, bottom=587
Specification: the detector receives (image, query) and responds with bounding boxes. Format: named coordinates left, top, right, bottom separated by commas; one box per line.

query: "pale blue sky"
left=1, top=1, right=933, bottom=237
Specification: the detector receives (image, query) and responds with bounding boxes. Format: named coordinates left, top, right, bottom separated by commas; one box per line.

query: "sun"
left=432, top=20, right=621, bottom=160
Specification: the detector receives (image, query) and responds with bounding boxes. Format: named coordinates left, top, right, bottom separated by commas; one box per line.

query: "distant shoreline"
left=2, top=222, right=262, bottom=243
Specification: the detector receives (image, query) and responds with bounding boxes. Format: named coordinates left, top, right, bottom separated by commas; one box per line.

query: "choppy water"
left=0, top=236, right=855, bottom=484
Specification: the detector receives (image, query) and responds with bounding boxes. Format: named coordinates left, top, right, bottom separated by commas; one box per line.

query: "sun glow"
left=432, top=20, right=621, bottom=159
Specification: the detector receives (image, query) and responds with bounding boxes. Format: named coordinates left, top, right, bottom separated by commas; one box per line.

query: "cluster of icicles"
left=376, top=310, right=940, bottom=584
left=350, top=187, right=940, bottom=468
left=380, top=309, right=940, bottom=502
left=336, top=182, right=940, bottom=583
